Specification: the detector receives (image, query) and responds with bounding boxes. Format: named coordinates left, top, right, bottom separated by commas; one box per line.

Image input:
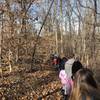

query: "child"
left=71, top=60, right=83, bottom=80
left=59, top=57, right=68, bottom=71
left=59, top=69, right=73, bottom=99
left=69, top=68, right=100, bottom=100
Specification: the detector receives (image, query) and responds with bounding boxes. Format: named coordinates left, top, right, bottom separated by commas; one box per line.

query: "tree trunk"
left=60, top=0, right=63, bottom=55
left=91, top=0, right=97, bottom=66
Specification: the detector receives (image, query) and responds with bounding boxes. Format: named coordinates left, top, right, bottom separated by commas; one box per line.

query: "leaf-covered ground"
left=0, top=64, right=100, bottom=100
left=0, top=64, right=64, bottom=100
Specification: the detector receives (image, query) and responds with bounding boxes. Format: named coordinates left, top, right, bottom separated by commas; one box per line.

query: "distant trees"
left=0, top=0, right=100, bottom=72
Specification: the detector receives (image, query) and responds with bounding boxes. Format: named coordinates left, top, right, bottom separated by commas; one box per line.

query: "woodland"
left=0, top=0, right=100, bottom=99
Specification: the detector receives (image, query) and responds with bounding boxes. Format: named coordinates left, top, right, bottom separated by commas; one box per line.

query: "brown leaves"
left=0, top=64, right=62, bottom=100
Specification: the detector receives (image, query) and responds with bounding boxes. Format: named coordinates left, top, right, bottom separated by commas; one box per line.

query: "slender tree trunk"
left=91, top=0, right=97, bottom=65
left=54, top=0, right=58, bottom=54
left=55, top=27, right=58, bottom=54
left=67, top=0, right=73, bottom=55
left=60, top=0, right=63, bottom=55
left=0, top=12, right=3, bottom=77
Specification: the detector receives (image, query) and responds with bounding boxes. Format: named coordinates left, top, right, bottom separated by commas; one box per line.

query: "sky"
left=1, top=0, right=100, bottom=34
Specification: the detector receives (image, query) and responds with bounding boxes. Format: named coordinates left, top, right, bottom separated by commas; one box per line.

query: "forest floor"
left=0, top=63, right=64, bottom=100
left=0, top=63, right=100, bottom=100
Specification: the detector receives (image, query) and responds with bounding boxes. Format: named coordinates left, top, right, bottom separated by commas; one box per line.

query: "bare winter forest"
left=0, top=0, right=100, bottom=100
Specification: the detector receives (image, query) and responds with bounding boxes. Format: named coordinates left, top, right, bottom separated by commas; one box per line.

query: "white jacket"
left=65, top=58, right=75, bottom=78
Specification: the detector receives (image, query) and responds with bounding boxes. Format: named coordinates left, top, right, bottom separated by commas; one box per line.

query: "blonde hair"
left=69, top=68, right=98, bottom=100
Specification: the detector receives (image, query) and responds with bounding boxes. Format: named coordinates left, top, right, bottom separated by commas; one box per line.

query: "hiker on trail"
left=59, top=57, right=68, bottom=71
left=52, top=53, right=61, bottom=70
left=59, top=54, right=83, bottom=99
left=65, top=54, right=83, bottom=80
left=59, top=66, right=73, bottom=100
left=65, top=54, right=75, bottom=79
left=71, top=60, right=83, bottom=80
left=69, top=68, right=100, bottom=100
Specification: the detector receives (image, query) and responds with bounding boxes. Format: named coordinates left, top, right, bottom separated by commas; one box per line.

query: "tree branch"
left=31, top=0, right=54, bottom=69
left=77, top=0, right=100, bottom=15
